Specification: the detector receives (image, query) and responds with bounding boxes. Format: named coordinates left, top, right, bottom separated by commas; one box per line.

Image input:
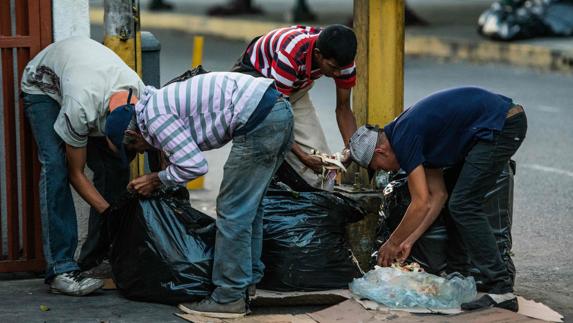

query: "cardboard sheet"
left=251, top=289, right=351, bottom=307
left=517, top=297, right=564, bottom=322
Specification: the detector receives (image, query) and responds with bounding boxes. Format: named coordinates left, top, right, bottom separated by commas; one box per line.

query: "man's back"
left=384, top=87, right=513, bottom=173
left=246, top=26, right=355, bottom=95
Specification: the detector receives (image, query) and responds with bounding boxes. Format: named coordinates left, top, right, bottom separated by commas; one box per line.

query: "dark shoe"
left=292, top=8, right=317, bottom=22
left=49, top=271, right=104, bottom=296
left=461, top=294, right=518, bottom=312
left=81, top=259, right=112, bottom=279
left=247, top=284, right=256, bottom=297
left=148, top=1, right=173, bottom=11
left=178, top=297, right=247, bottom=319
left=405, top=5, right=429, bottom=26
left=207, top=0, right=263, bottom=16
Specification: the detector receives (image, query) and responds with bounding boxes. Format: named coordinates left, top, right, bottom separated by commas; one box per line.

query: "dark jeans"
left=447, top=111, right=527, bottom=294
left=77, top=137, right=130, bottom=270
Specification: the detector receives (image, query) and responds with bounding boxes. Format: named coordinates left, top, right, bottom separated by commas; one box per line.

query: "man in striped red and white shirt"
left=124, top=72, right=294, bottom=317
left=232, top=24, right=358, bottom=190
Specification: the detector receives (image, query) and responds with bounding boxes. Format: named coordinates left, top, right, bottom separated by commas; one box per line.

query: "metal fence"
left=0, top=0, right=52, bottom=273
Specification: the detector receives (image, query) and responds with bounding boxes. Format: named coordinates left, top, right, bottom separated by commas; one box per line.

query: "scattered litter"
left=350, top=266, right=476, bottom=309
left=39, top=304, right=49, bottom=312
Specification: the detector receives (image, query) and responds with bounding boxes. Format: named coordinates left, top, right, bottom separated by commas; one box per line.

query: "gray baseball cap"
left=349, top=125, right=380, bottom=169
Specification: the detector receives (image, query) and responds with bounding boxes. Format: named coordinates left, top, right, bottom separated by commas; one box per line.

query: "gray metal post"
left=140, top=31, right=162, bottom=172
left=141, top=31, right=161, bottom=87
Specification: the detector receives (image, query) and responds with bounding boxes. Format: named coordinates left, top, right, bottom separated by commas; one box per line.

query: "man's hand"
left=127, top=172, right=162, bottom=196
left=302, top=153, right=325, bottom=173
left=377, top=238, right=403, bottom=267
left=341, top=147, right=352, bottom=167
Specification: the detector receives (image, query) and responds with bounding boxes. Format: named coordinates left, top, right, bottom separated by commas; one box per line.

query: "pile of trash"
left=350, top=265, right=477, bottom=309
left=478, top=0, right=573, bottom=40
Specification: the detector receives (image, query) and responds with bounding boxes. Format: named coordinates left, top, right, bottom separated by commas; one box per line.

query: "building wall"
left=53, top=0, right=90, bottom=41
left=52, top=0, right=91, bottom=259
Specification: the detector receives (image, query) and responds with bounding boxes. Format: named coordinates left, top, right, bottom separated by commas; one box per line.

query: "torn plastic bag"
left=108, top=187, right=215, bottom=304
left=350, top=267, right=477, bottom=309
left=259, top=182, right=365, bottom=291
left=375, top=161, right=516, bottom=287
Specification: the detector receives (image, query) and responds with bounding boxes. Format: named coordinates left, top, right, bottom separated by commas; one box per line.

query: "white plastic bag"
left=350, top=266, right=476, bottom=309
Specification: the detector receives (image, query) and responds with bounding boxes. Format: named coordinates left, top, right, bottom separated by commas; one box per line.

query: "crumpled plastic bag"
left=350, top=267, right=477, bottom=309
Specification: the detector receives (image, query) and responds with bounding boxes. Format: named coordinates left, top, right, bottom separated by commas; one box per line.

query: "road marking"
left=522, top=164, right=573, bottom=178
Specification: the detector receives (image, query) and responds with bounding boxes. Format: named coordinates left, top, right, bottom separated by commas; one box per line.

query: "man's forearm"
left=404, top=194, right=447, bottom=245
left=388, top=200, right=430, bottom=245
left=291, top=142, right=307, bottom=159
left=336, top=103, right=357, bottom=146
left=69, top=172, right=109, bottom=214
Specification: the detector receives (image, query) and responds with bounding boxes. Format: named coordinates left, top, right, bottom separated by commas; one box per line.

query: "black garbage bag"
left=259, top=183, right=365, bottom=291
left=478, top=0, right=573, bottom=41
left=376, top=161, right=516, bottom=287
left=375, top=173, right=448, bottom=274
left=109, top=187, right=215, bottom=304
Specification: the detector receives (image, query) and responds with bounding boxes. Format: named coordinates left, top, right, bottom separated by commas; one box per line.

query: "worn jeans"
left=23, top=94, right=129, bottom=281
left=447, top=111, right=527, bottom=294
left=211, top=98, right=294, bottom=303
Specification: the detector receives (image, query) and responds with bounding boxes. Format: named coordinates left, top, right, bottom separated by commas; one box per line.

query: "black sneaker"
left=461, top=294, right=519, bottom=312
left=178, top=297, right=247, bottom=319
left=49, top=271, right=104, bottom=296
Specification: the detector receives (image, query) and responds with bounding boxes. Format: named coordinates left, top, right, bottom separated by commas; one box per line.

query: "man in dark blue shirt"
left=349, top=87, right=527, bottom=312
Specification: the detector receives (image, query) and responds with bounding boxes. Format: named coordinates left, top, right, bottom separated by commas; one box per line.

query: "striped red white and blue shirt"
left=246, top=25, right=356, bottom=96
left=135, top=72, right=275, bottom=186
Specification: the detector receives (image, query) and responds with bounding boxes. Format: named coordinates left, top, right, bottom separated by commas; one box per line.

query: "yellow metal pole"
left=191, top=36, right=204, bottom=68
left=345, top=0, right=405, bottom=270
left=103, top=0, right=144, bottom=178
left=187, top=36, right=206, bottom=190
left=350, top=0, right=404, bottom=185
left=367, top=0, right=404, bottom=126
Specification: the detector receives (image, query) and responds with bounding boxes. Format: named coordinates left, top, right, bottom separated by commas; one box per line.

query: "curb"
left=90, top=8, right=573, bottom=73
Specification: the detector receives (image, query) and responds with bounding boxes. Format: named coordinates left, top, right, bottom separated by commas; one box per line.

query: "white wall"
left=53, top=0, right=90, bottom=41
left=52, top=0, right=91, bottom=259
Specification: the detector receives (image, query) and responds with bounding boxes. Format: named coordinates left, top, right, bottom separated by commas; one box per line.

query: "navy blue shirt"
left=383, top=87, right=513, bottom=174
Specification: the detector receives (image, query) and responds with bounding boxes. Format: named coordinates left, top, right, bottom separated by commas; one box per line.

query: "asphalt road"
left=48, top=26, right=573, bottom=321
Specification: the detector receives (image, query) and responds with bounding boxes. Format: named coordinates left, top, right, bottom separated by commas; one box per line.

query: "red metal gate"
left=0, top=0, right=52, bottom=272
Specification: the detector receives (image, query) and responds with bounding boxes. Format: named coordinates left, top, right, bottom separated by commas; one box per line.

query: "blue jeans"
left=23, top=94, right=80, bottom=281
left=23, top=94, right=130, bottom=281
left=211, top=98, right=294, bottom=303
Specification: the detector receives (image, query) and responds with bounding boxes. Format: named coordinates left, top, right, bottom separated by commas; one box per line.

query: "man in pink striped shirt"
left=233, top=25, right=358, bottom=190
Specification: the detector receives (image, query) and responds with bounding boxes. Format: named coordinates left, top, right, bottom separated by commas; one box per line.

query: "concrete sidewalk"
left=89, top=0, right=573, bottom=73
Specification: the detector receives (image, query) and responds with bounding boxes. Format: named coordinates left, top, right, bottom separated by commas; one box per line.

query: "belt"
left=506, top=104, right=524, bottom=118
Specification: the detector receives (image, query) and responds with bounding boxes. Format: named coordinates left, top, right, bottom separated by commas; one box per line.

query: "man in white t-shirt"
left=21, top=36, right=145, bottom=296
